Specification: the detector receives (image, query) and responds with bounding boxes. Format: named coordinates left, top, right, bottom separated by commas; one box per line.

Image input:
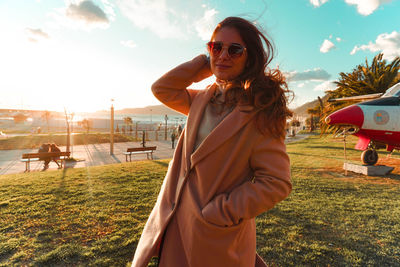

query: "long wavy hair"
left=211, top=17, right=293, bottom=139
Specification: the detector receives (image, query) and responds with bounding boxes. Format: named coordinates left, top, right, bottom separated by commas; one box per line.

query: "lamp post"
left=110, top=99, right=114, bottom=155
left=164, top=114, right=168, bottom=140
left=64, top=108, right=71, bottom=154
left=70, top=112, right=74, bottom=156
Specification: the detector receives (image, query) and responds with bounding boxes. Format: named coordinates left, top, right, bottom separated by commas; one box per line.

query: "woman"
left=132, top=17, right=292, bottom=267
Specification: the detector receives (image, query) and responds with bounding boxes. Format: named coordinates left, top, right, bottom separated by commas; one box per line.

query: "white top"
left=194, top=81, right=235, bottom=151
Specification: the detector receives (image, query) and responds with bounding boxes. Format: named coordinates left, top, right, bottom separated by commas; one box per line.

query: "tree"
left=307, top=107, right=319, bottom=132
left=333, top=53, right=400, bottom=98
left=306, top=96, right=324, bottom=132
left=321, top=53, right=400, bottom=132
left=78, top=119, right=92, bottom=134
left=290, top=119, right=300, bottom=136
left=123, top=116, right=133, bottom=135
left=13, top=113, right=28, bottom=124
left=41, top=110, right=52, bottom=133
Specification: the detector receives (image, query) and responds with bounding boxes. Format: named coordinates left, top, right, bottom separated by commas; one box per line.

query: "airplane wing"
left=328, top=93, right=383, bottom=102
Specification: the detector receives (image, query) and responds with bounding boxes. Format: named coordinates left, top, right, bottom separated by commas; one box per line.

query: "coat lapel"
left=189, top=103, right=258, bottom=169
left=184, top=84, right=217, bottom=168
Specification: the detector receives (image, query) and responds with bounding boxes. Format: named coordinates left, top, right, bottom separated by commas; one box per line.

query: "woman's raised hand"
left=192, top=55, right=213, bottom=83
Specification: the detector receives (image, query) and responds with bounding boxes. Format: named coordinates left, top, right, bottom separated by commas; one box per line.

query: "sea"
left=87, top=113, right=187, bottom=125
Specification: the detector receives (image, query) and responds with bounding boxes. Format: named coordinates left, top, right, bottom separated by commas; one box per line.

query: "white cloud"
left=26, top=28, right=50, bottom=39
left=314, top=80, right=337, bottom=91
left=310, top=0, right=390, bottom=15
left=25, top=28, right=50, bottom=43
left=100, top=0, right=116, bottom=21
left=49, top=0, right=110, bottom=30
left=117, top=0, right=186, bottom=39
left=320, top=39, right=335, bottom=53
left=66, top=0, right=109, bottom=25
left=121, top=40, right=137, bottom=48
left=195, top=8, right=218, bottom=41
left=286, top=68, right=331, bottom=81
left=297, top=83, right=305, bottom=88
left=350, top=31, right=400, bottom=60
left=336, top=37, right=342, bottom=42
left=117, top=0, right=220, bottom=40
left=344, top=0, right=391, bottom=16
left=310, top=0, right=329, bottom=7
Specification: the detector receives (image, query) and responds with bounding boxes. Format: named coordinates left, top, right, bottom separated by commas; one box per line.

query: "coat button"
left=171, top=202, right=175, bottom=210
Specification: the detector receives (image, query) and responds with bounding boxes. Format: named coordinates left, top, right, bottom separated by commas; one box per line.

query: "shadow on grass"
left=306, top=145, right=358, bottom=151
left=257, top=207, right=399, bottom=266
left=385, top=173, right=400, bottom=180
left=111, top=154, right=121, bottom=163
left=152, top=160, right=169, bottom=168
left=288, top=152, right=344, bottom=160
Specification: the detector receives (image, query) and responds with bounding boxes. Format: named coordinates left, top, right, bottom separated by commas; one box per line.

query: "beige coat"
left=131, top=55, right=292, bottom=267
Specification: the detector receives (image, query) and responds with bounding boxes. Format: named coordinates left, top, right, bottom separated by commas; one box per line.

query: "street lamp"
left=110, top=99, right=114, bottom=155
left=164, top=114, right=168, bottom=140
left=64, top=108, right=72, bottom=154
left=70, top=112, right=74, bottom=156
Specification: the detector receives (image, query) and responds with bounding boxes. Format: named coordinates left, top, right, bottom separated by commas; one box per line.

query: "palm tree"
left=123, top=116, right=133, bottom=135
left=333, top=53, right=400, bottom=98
left=307, top=107, right=320, bottom=132
left=320, top=53, right=400, bottom=133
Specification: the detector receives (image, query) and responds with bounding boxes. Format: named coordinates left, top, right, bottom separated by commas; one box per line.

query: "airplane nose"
left=325, top=104, right=364, bottom=127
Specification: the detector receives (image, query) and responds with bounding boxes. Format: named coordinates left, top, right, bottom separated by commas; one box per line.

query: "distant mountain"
left=292, top=95, right=329, bottom=118
left=115, top=105, right=182, bottom=116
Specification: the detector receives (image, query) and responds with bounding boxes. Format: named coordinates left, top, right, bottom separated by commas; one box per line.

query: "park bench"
left=21, top=152, right=71, bottom=172
left=124, top=146, right=157, bottom=162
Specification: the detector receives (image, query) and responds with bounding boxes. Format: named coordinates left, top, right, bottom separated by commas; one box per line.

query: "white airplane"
left=325, top=82, right=400, bottom=165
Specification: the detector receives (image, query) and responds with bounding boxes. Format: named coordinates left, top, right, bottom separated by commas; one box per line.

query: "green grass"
left=0, top=135, right=399, bottom=266
left=0, top=161, right=167, bottom=266
left=258, top=135, right=400, bottom=266
left=0, top=133, right=137, bottom=150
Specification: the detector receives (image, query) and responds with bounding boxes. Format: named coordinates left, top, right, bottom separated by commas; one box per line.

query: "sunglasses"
left=207, top=41, right=246, bottom=58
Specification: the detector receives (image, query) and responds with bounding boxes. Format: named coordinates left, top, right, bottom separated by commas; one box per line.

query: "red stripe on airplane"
left=326, top=105, right=364, bottom=128
left=355, top=129, right=400, bottom=150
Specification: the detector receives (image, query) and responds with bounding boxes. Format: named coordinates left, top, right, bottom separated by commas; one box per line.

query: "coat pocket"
left=201, top=195, right=243, bottom=227
left=201, top=203, right=243, bottom=229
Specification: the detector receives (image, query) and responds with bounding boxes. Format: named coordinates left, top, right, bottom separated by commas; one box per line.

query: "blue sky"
left=1, top=0, right=399, bottom=112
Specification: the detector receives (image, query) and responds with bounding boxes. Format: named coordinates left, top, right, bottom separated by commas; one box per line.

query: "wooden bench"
left=124, top=146, right=157, bottom=162
left=21, top=152, right=71, bottom=172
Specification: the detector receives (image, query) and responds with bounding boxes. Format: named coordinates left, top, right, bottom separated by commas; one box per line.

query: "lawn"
left=0, top=134, right=399, bottom=266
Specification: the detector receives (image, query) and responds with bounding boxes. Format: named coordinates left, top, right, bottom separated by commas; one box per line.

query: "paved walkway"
left=0, top=140, right=176, bottom=175
left=0, top=135, right=308, bottom=176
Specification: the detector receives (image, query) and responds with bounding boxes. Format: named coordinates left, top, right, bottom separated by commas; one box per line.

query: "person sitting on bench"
left=50, top=143, right=62, bottom=169
left=38, top=143, right=50, bottom=170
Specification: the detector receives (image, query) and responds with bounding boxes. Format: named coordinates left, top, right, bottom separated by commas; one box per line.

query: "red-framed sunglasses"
left=206, top=41, right=247, bottom=58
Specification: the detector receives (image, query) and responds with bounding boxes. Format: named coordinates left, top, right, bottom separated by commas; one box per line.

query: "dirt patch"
left=315, top=165, right=400, bottom=185
left=377, top=156, right=400, bottom=173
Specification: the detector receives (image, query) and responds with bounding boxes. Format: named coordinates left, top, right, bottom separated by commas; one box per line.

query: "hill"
left=115, top=104, right=182, bottom=115
left=292, top=95, right=329, bottom=117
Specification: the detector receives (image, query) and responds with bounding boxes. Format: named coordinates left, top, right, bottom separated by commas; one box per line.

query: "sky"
left=1, top=0, right=399, bottom=113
